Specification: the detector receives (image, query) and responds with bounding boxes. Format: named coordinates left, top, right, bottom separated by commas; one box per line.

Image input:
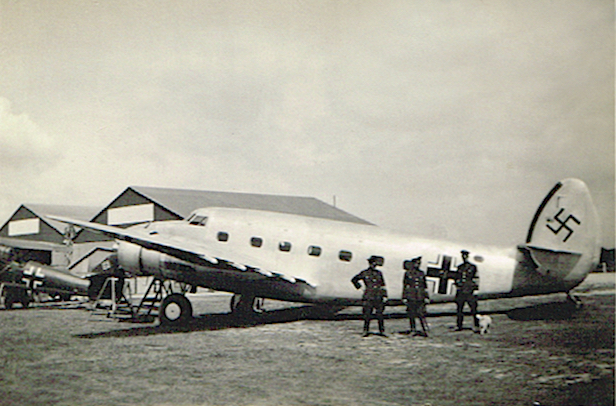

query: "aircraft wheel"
left=159, top=293, right=193, bottom=325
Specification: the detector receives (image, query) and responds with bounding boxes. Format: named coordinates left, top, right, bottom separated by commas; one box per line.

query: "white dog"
left=476, top=314, right=492, bottom=335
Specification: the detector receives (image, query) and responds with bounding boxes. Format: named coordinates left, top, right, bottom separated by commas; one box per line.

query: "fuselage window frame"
left=250, top=237, right=263, bottom=248
left=307, top=245, right=322, bottom=257
left=217, top=232, right=229, bottom=242
left=278, top=241, right=292, bottom=252
left=339, top=250, right=353, bottom=262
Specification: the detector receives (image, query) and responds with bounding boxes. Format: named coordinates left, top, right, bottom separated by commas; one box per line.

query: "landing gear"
left=567, top=292, right=583, bottom=309
left=230, top=294, right=263, bottom=315
left=160, top=293, right=193, bottom=325
left=89, top=277, right=195, bottom=326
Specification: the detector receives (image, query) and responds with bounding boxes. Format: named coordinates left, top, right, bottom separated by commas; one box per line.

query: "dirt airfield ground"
left=0, top=274, right=613, bottom=406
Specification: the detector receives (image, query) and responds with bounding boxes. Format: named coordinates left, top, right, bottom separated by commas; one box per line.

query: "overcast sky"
left=0, top=0, right=613, bottom=248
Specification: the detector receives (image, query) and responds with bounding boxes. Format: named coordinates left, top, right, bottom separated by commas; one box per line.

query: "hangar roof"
left=129, top=186, right=371, bottom=224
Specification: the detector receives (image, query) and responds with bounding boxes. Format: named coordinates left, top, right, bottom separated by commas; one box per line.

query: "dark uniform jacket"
left=351, top=267, right=387, bottom=301
left=455, top=261, right=479, bottom=294
left=403, top=267, right=428, bottom=301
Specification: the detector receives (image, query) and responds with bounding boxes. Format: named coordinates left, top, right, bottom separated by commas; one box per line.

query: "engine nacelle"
left=117, top=241, right=162, bottom=277
left=116, top=241, right=196, bottom=282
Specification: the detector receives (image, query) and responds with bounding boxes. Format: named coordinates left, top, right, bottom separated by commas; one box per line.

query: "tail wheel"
left=159, top=293, right=193, bottom=325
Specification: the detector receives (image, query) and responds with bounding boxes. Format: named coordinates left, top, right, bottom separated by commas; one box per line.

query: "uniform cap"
left=403, top=257, right=421, bottom=270
left=461, top=250, right=470, bottom=255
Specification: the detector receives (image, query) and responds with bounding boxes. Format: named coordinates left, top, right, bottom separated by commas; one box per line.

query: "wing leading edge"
left=46, top=216, right=315, bottom=290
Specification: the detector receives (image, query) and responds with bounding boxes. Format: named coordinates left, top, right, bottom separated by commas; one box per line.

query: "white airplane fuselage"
left=135, top=209, right=521, bottom=304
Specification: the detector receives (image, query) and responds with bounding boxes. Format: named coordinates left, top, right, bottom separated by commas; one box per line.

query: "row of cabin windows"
left=216, top=231, right=354, bottom=262
left=187, top=217, right=369, bottom=263
left=188, top=219, right=416, bottom=268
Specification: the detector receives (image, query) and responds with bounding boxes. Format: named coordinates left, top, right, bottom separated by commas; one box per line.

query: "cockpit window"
left=189, top=215, right=208, bottom=226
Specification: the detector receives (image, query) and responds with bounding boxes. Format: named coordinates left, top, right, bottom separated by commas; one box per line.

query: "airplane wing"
left=0, top=237, right=68, bottom=252
left=46, top=215, right=311, bottom=286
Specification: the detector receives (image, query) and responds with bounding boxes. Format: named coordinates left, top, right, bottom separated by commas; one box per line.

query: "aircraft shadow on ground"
left=505, top=300, right=578, bottom=321
left=75, top=300, right=580, bottom=339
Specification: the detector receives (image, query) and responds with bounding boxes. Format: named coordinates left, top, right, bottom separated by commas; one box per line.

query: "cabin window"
left=279, top=241, right=292, bottom=252
left=189, top=215, right=208, bottom=226
left=217, top=232, right=229, bottom=242
left=339, top=250, right=353, bottom=262
left=250, top=237, right=263, bottom=248
left=307, top=246, right=322, bottom=257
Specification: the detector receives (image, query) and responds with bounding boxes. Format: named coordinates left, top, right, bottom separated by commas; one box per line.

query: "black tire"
left=159, top=293, right=193, bottom=325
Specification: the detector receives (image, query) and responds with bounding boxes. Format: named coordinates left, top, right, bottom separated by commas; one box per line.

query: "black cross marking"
left=426, top=255, right=458, bottom=294
left=546, top=208, right=580, bottom=242
left=22, top=265, right=45, bottom=290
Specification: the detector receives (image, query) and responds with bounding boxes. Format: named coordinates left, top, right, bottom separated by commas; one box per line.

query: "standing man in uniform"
left=351, top=256, right=388, bottom=337
left=402, top=257, right=429, bottom=336
left=454, top=249, right=480, bottom=332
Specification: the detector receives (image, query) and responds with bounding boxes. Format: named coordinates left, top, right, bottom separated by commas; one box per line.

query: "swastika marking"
left=546, top=208, right=580, bottom=242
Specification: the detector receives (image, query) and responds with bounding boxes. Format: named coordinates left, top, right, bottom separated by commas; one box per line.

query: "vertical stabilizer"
left=520, top=178, right=601, bottom=290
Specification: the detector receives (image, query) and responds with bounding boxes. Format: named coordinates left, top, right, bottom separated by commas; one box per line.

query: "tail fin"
left=515, top=179, right=601, bottom=293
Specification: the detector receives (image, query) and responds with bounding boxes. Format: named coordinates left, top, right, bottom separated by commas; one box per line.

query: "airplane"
left=48, top=178, right=601, bottom=325
left=0, top=244, right=112, bottom=309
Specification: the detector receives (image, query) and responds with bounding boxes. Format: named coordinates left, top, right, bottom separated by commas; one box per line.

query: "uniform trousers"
left=455, top=292, right=478, bottom=330
left=362, top=298, right=385, bottom=333
left=405, top=300, right=426, bottom=331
